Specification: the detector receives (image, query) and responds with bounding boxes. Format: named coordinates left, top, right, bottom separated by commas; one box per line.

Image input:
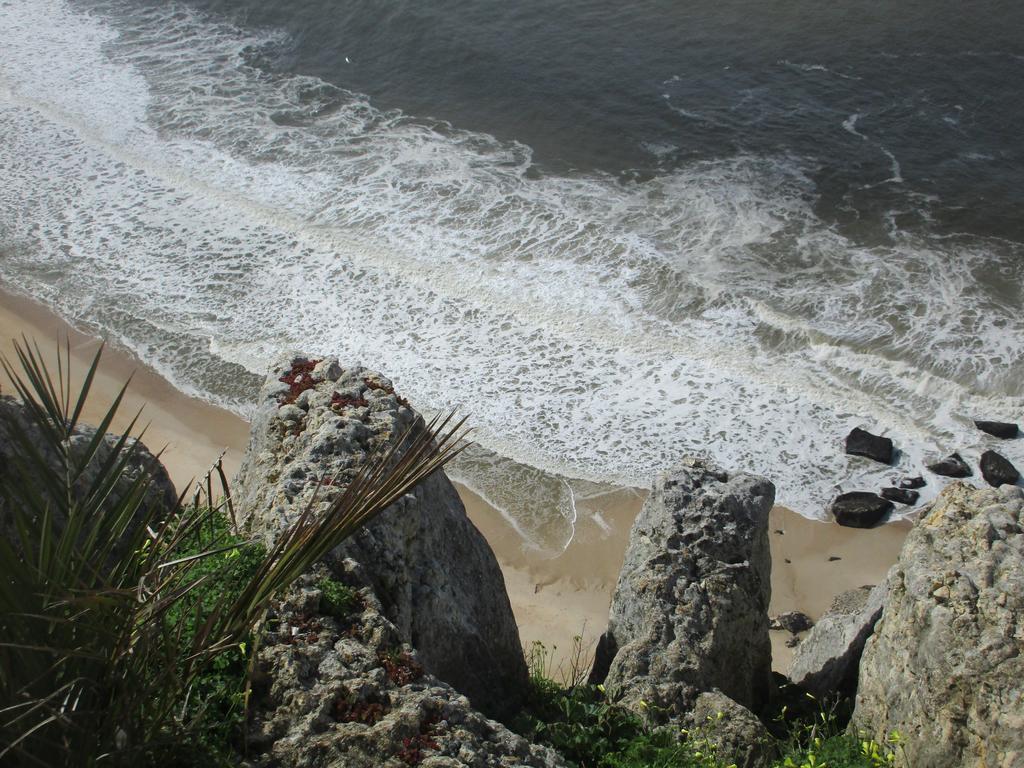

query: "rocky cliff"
left=852, top=482, right=1024, bottom=767
left=234, top=355, right=528, bottom=720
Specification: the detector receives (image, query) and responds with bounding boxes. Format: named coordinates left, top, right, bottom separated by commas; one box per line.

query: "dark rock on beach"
left=844, top=428, right=894, bottom=464
left=880, top=487, right=919, bottom=505
left=829, top=492, right=894, bottom=529
left=975, top=420, right=1019, bottom=439
left=927, top=452, right=972, bottom=478
left=899, top=476, right=926, bottom=489
left=980, top=450, right=1020, bottom=487
left=769, top=611, right=814, bottom=634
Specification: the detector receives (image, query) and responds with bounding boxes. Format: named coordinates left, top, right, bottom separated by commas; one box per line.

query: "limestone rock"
left=852, top=483, right=1024, bottom=767
left=0, top=395, right=177, bottom=543
left=685, top=691, right=774, bottom=768
left=247, top=566, right=565, bottom=768
left=788, top=583, right=886, bottom=700
left=234, top=355, right=527, bottom=718
left=597, top=457, right=775, bottom=719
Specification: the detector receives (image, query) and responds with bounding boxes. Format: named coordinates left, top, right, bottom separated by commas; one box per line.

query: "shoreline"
left=0, top=284, right=910, bottom=674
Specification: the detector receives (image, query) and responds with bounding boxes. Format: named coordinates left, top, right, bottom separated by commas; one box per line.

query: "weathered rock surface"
left=684, top=691, right=774, bottom=768
left=0, top=395, right=177, bottom=542
left=596, top=457, right=775, bottom=720
left=975, top=420, right=1019, bottom=439
left=829, top=492, right=893, bottom=528
left=927, top=452, right=972, bottom=478
left=788, top=584, right=886, bottom=700
left=980, top=450, right=1019, bottom=488
left=247, top=564, right=565, bottom=768
left=852, top=483, right=1024, bottom=767
left=234, top=355, right=527, bottom=719
left=845, top=428, right=894, bottom=464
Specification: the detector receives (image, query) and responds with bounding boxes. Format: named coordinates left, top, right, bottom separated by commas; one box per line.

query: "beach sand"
left=0, top=285, right=910, bottom=676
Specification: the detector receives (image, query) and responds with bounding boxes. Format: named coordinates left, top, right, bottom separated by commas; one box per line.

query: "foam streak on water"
left=0, top=0, right=1021, bottom=542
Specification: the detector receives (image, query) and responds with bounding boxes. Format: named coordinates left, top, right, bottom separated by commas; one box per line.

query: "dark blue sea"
left=1, top=0, right=1022, bottom=547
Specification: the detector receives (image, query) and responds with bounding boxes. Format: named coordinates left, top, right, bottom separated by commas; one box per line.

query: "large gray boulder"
left=595, top=457, right=775, bottom=720
left=852, top=483, right=1024, bottom=767
left=788, top=583, right=887, bottom=700
left=234, top=355, right=527, bottom=719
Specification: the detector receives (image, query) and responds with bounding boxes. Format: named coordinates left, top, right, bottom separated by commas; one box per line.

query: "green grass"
left=158, top=515, right=267, bottom=766
left=510, top=643, right=904, bottom=768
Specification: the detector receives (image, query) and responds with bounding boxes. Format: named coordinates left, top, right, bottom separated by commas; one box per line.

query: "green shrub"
left=318, top=577, right=359, bottom=618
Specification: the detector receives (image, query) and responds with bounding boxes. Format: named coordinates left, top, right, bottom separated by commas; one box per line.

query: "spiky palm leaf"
left=0, top=339, right=468, bottom=766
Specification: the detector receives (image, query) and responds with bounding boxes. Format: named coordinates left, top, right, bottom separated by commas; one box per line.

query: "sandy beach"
left=0, top=285, right=910, bottom=675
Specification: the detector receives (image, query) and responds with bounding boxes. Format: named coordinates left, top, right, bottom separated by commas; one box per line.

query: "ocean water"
left=1, top=0, right=1022, bottom=552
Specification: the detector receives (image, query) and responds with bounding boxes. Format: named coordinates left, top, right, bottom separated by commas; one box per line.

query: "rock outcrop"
left=594, top=457, right=775, bottom=720
left=234, top=355, right=527, bottom=719
left=0, top=395, right=177, bottom=542
left=685, top=691, right=774, bottom=768
left=852, top=483, right=1024, bottom=767
left=788, top=584, right=886, bottom=700
left=248, top=563, right=565, bottom=768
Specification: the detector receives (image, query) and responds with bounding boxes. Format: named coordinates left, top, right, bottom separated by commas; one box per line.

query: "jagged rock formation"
left=852, top=483, right=1024, bottom=767
left=593, top=457, right=775, bottom=720
left=234, top=355, right=527, bottom=719
left=788, top=584, right=886, bottom=700
left=247, top=563, right=565, bottom=768
left=0, top=395, right=177, bottom=541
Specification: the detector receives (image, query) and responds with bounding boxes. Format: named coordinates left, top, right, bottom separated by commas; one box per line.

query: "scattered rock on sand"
left=829, top=492, right=894, bottom=529
left=980, top=450, right=1020, bottom=487
left=899, top=476, right=926, bottom=489
left=880, top=487, right=919, bottom=505
left=769, top=611, right=814, bottom=634
left=927, top=452, right=972, bottom=478
left=844, top=428, right=894, bottom=464
left=975, top=420, right=1019, bottom=439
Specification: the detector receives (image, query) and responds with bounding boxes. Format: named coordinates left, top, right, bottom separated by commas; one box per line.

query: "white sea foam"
left=1, top=0, right=1021, bottom=546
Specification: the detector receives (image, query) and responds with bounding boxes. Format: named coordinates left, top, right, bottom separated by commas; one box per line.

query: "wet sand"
left=0, top=284, right=910, bottom=675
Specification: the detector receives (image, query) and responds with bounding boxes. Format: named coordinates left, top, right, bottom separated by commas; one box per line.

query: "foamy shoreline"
left=0, top=284, right=910, bottom=673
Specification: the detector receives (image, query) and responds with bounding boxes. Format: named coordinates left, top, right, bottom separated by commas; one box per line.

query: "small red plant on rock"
left=396, top=712, right=442, bottom=765
left=332, top=696, right=388, bottom=725
left=331, top=391, right=369, bottom=411
left=279, top=359, right=321, bottom=404
left=363, top=377, right=410, bottom=408
left=380, top=651, right=424, bottom=686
